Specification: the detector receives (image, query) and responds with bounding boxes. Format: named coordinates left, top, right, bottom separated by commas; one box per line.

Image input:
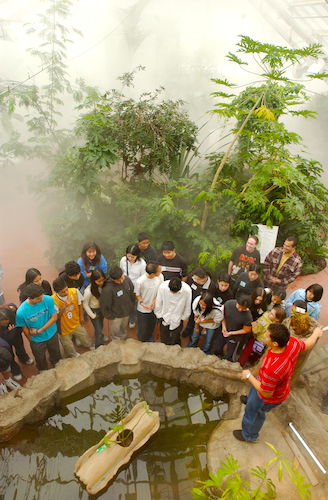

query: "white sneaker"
left=13, top=374, right=23, bottom=381
left=0, top=383, right=8, bottom=395
left=25, top=357, right=34, bottom=365
left=89, top=344, right=95, bottom=350
left=3, top=378, right=21, bottom=391
left=75, top=338, right=82, bottom=347
left=72, top=352, right=80, bottom=358
left=102, top=335, right=109, bottom=343
left=129, top=322, right=136, bottom=329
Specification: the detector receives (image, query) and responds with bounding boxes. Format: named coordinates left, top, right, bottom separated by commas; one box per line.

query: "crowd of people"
left=0, top=232, right=325, bottom=442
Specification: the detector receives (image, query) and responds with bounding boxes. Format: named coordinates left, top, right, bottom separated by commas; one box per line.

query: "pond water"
left=0, top=374, right=228, bottom=500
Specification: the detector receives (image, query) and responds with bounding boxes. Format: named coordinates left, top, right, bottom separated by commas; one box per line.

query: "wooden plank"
left=282, top=430, right=319, bottom=486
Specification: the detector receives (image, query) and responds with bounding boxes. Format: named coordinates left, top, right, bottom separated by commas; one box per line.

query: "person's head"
left=169, top=277, right=182, bottom=293
left=197, top=291, right=214, bottom=315
left=25, top=284, right=44, bottom=304
left=248, top=264, right=261, bottom=281
left=81, top=242, right=101, bottom=267
left=126, top=244, right=141, bottom=263
left=251, top=287, right=266, bottom=306
left=146, top=262, right=161, bottom=277
left=265, top=323, right=290, bottom=348
left=24, top=268, right=43, bottom=287
left=90, top=269, right=106, bottom=299
left=236, top=293, right=252, bottom=311
left=161, top=241, right=176, bottom=260
left=305, top=284, right=323, bottom=303
left=291, top=299, right=307, bottom=315
left=217, top=273, right=231, bottom=292
left=65, top=261, right=81, bottom=280
left=271, top=289, right=286, bottom=305
left=0, top=307, right=14, bottom=328
left=138, top=232, right=150, bottom=251
left=267, top=306, right=286, bottom=323
left=245, top=236, right=259, bottom=253
left=53, top=277, right=68, bottom=297
left=283, top=237, right=297, bottom=254
left=192, top=267, right=210, bottom=285
left=109, top=266, right=124, bottom=284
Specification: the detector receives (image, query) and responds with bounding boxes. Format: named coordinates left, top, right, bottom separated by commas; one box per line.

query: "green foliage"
left=191, top=443, right=311, bottom=500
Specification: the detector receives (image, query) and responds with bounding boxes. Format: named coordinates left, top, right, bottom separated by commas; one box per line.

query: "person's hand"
left=64, top=296, right=72, bottom=307
left=251, top=321, right=257, bottom=327
left=29, top=328, right=39, bottom=335
left=241, top=369, right=251, bottom=380
left=270, top=276, right=278, bottom=284
left=142, top=303, right=151, bottom=311
left=7, top=324, right=15, bottom=331
left=80, top=316, right=85, bottom=326
left=222, top=330, right=230, bottom=338
left=314, top=326, right=324, bottom=338
left=150, top=299, right=156, bottom=310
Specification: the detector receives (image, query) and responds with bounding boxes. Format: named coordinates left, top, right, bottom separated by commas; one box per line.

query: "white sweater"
left=154, top=281, right=192, bottom=330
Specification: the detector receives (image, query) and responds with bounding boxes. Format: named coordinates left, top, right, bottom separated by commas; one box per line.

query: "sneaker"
left=102, top=335, right=110, bottom=343
left=129, top=322, right=136, bottom=329
left=75, top=338, right=82, bottom=347
left=72, top=352, right=80, bottom=358
left=233, top=429, right=258, bottom=443
left=3, top=378, right=21, bottom=391
left=0, top=383, right=8, bottom=395
left=89, top=344, right=95, bottom=350
left=240, top=395, right=248, bottom=405
left=13, top=374, right=23, bottom=381
left=24, top=357, right=34, bottom=365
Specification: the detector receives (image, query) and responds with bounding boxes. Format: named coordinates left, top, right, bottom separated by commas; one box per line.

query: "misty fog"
left=1, top=0, right=328, bottom=301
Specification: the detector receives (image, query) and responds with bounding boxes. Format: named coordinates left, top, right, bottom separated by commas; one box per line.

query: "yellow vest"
left=52, top=288, right=80, bottom=335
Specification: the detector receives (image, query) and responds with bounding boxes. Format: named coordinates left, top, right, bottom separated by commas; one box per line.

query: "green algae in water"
left=0, top=374, right=228, bottom=499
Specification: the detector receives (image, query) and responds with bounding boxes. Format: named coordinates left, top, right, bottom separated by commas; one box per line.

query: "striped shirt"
left=258, top=336, right=305, bottom=404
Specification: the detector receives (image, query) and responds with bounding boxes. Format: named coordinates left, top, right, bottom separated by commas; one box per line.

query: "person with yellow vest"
left=52, top=277, right=94, bottom=358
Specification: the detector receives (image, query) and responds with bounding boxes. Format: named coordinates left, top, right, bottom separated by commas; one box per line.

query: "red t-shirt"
left=257, top=336, right=306, bottom=404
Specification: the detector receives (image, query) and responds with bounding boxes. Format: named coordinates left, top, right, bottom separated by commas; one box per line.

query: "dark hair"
left=196, top=291, right=215, bottom=316
left=0, top=306, right=15, bottom=325
left=81, top=242, right=101, bottom=269
left=250, top=287, right=267, bottom=319
left=18, top=268, right=42, bottom=293
left=267, top=323, right=290, bottom=347
left=248, top=264, right=261, bottom=275
left=53, top=277, right=67, bottom=293
left=218, top=273, right=231, bottom=283
left=161, top=241, right=175, bottom=251
left=306, top=284, right=323, bottom=302
left=293, top=299, right=307, bottom=312
left=65, top=261, right=80, bottom=277
left=90, top=269, right=106, bottom=299
left=138, top=232, right=149, bottom=242
left=192, top=267, right=210, bottom=280
left=109, top=266, right=123, bottom=280
left=169, top=277, right=182, bottom=292
left=146, top=262, right=160, bottom=275
left=286, top=236, right=297, bottom=247
left=236, top=293, right=252, bottom=308
left=273, top=289, right=287, bottom=300
left=271, top=306, right=286, bottom=323
left=126, top=244, right=141, bottom=261
left=25, top=283, right=44, bottom=299
left=248, top=235, right=259, bottom=245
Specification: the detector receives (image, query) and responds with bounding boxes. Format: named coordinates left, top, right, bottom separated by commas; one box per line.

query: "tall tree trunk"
left=200, top=93, right=263, bottom=231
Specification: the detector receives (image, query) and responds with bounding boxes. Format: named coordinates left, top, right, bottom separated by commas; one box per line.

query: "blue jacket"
left=285, top=288, right=321, bottom=320
left=77, top=255, right=108, bottom=288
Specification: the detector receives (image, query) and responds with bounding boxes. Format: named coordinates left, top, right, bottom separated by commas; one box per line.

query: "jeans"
left=187, top=327, right=216, bottom=354
left=90, top=308, right=104, bottom=348
left=137, top=311, right=156, bottom=342
left=242, top=386, right=280, bottom=441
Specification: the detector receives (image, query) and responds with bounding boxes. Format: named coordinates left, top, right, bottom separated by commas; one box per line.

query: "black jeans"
left=137, top=311, right=156, bottom=342
left=214, top=329, right=246, bottom=362
left=160, top=321, right=182, bottom=345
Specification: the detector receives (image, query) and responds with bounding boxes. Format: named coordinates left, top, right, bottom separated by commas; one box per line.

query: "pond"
left=0, top=374, right=228, bottom=500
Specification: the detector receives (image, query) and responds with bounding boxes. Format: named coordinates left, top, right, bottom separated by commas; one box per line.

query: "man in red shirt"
left=233, top=323, right=323, bottom=442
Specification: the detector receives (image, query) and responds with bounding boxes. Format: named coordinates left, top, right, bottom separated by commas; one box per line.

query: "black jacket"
left=100, top=276, right=135, bottom=320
